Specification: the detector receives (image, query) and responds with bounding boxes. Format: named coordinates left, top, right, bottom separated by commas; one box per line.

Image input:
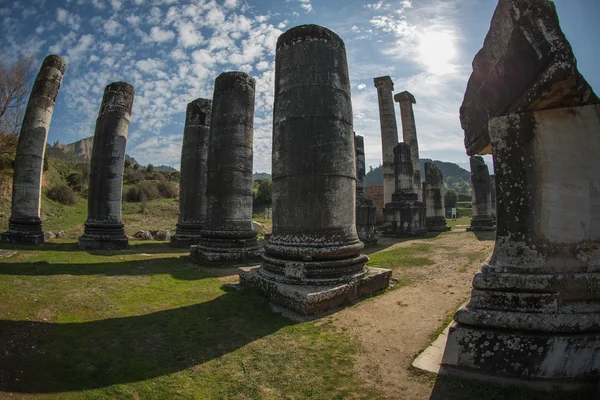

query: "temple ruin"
left=423, top=162, right=449, bottom=232
left=0, top=55, right=66, bottom=245
left=355, top=134, right=378, bottom=245
left=383, top=143, right=426, bottom=237
left=78, top=82, right=135, bottom=249
left=395, top=91, right=422, bottom=201
left=466, top=156, right=495, bottom=232
left=240, top=24, right=391, bottom=315
left=489, top=174, right=497, bottom=223
left=442, top=0, right=600, bottom=387
left=191, top=72, right=260, bottom=262
left=373, top=76, right=399, bottom=207
left=171, top=98, right=211, bottom=248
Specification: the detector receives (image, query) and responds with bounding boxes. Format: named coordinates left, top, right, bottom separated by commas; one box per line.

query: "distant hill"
left=253, top=172, right=271, bottom=180
left=154, top=165, right=178, bottom=173
left=47, top=137, right=139, bottom=166
left=365, top=159, right=472, bottom=195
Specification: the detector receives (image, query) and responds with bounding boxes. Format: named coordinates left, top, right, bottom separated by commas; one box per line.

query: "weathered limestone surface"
left=423, top=162, right=449, bottom=232
left=460, top=0, right=598, bottom=156
left=395, top=91, right=422, bottom=201
left=1, top=55, right=66, bottom=245
left=78, top=82, right=134, bottom=249
left=467, top=156, right=495, bottom=232
left=191, top=72, right=260, bottom=262
left=240, top=25, right=390, bottom=315
left=171, top=98, right=211, bottom=248
left=355, top=134, right=378, bottom=245
left=373, top=76, right=399, bottom=206
left=489, top=174, right=497, bottom=222
left=443, top=0, right=600, bottom=387
left=383, top=143, right=426, bottom=237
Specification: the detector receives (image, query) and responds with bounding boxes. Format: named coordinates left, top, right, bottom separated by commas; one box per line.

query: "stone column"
left=373, top=76, right=399, bottom=206
left=394, top=91, right=422, bottom=201
left=383, top=143, right=426, bottom=237
left=191, top=72, right=260, bottom=262
left=171, top=98, right=211, bottom=248
left=240, top=24, right=390, bottom=316
left=355, top=134, right=378, bottom=245
left=489, top=174, right=497, bottom=222
left=467, top=156, right=495, bottom=231
left=0, top=55, right=66, bottom=245
left=423, top=162, right=449, bottom=231
left=442, top=0, right=600, bottom=386
left=78, top=82, right=134, bottom=249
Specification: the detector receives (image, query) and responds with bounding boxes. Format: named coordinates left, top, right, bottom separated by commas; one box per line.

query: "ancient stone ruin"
left=240, top=24, right=391, bottom=315
left=78, top=82, right=135, bottom=249
left=489, top=174, right=497, bottom=223
left=466, top=156, right=495, bottom=232
left=383, top=143, right=426, bottom=237
left=395, top=91, right=422, bottom=201
left=442, top=0, right=600, bottom=387
left=0, top=55, right=66, bottom=245
left=373, top=76, right=399, bottom=207
left=423, top=162, right=450, bottom=232
left=355, top=134, right=378, bottom=245
left=191, top=72, right=260, bottom=262
left=171, top=98, right=211, bottom=248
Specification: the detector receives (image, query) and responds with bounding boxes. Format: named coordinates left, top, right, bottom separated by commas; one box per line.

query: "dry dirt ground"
left=332, top=228, right=495, bottom=399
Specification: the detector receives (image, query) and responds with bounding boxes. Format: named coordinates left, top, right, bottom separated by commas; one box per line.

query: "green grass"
left=0, top=243, right=380, bottom=399
left=367, top=243, right=435, bottom=270
left=446, top=216, right=471, bottom=228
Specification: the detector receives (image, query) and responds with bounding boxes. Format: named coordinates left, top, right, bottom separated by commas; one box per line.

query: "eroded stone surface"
left=423, top=162, right=450, bottom=232
left=171, top=98, right=212, bottom=248
left=355, top=134, right=378, bottom=245
left=78, top=82, right=134, bottom=250
left=374, top=76, right=399, bottom=206
left=395, top=91, right=422, bottom=201
left=1, top=55, right=66, bottom=245
left=467, top=156, right=495, bottom=232
left=460, top=0, right=599, bottom=155
left=383, top=143, right=426, bottom=237
left=191, top=72, right=260, bottom=262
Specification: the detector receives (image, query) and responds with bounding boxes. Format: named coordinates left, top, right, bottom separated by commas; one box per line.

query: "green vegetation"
left=0, top=243, right=379, bottom=399
left=46, top=184, right=78, bottom=205
left=367, top=243, right=435, bottom=270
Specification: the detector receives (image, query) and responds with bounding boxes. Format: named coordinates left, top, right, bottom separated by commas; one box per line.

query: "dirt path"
left=332, top=231, right=495, bottom=400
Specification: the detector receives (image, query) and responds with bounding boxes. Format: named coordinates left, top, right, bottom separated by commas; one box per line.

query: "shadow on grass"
left=0, top=290, right=293, bottom=393
left=473, top=231, right=496, bottom=242
left=362, top=232, right=441, bottom=255
left=0, top=241, right=191, bottom=255
left=0, top=255, right=248, bottom=280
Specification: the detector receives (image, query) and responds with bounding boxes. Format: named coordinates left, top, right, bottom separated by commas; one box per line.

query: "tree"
left=146, top=164, right=154, bottom=173
left=0, top=56, right=34, bottom=137
left=444, top=188, right=458, bottom=210
left=255, top=179, right=272, bottom=204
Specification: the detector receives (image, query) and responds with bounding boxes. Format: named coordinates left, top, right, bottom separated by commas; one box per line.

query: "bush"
left=67, top=172, right=88, bottom=191
left=156, top=180, right=178, bottom=198
left=124, top=181, right=160, bottom=202
left=124, top=168, right=144, bottom=184
left=47, top=184, right=78, bottom=205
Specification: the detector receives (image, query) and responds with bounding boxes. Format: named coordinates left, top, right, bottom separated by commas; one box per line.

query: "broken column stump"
left=373, top=76, right=399, bottom=207
left=240, top=25, right=391, bottom=315
left=171, top=99, right=211, bottom=248
left=423, top=162, right=450, bottom=232
left=355, top=134, right=378, bottom=245
left=395, top=91, right=422, bottom=201
left=383, top=143, right=426, bottom=237
left=78, top=82, right=134, bottom=249
left=1, top=55, right=66, bottom=245
left=442, top=0, right=600, bottom=388
left=191, top=72, right=261, bottom=262
left=467, top=156, right=495, bottom=232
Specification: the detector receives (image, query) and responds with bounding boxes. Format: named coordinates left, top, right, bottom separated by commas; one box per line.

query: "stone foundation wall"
left=367, top=185, right=384, bottom=223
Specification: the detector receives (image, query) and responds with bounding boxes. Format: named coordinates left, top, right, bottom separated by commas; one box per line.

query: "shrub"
left=124, top=181, right=161, bottom=202
left=124, top=168, right=144, bottom=184
left=67, top=172, right=87, bottom=191
left=156, top=180, right=178, bottom=198
left=47, top=184, right=77, bottom=205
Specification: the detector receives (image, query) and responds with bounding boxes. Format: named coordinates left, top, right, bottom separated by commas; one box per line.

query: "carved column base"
left=425, top=216, right=451, bottom=232
left=170, top=222, right=203, bottom=248
left=0, top=217, right=44, bottom=245
left=383, top=200, right=427, bottom=237
left=467, top=215, right=495, bottom=231
left=192, top=229, right=261, bottom=262
left=78, top=222, right=128, bottom=249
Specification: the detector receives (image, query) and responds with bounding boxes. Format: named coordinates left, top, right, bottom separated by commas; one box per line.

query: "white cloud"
left=298, top=0, right=313, bottom=13
left=357, top=83, right=366, bottom=90
left=56, top=8, right=81, bottom=30
left=147, top=26, right=175, bottom=43
left=176, top=21, right=203, bottom=48
left=103, top=19, right=123, bottom=36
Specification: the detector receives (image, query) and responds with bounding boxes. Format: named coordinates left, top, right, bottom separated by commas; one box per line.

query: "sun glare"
left=417, top=31, right=457, bottom=75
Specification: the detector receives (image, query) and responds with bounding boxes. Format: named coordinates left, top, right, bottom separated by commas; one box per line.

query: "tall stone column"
left=423, top=162, right=449, bottom=232
left=442, top=0, right=600, bottom=386
left=240, top=24, right=391, bottom=316
left=355, top=134, right=378, bottom=245
left=171, top=98, right=211, bottom=248
left=78, top=82, right=134, bottom=249
left=467, top=156, right=495, bottom=231
left=383, top=143, right=426, bottom=237
left=489, top=174, right=497, bottom=222
left=373, top=76, right=399, bottom=206
left=394, top=91, right=422, bottom=201
left=191, top=72, right=260, bottom=262
left=1, top=55, right=66, bottom=245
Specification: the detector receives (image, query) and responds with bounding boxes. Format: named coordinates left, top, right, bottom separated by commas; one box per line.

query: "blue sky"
left=1, top=0, right=598, bottom=173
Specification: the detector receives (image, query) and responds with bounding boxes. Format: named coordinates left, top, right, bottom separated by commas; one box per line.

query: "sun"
left=417, top=31, right=457, bottom=75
